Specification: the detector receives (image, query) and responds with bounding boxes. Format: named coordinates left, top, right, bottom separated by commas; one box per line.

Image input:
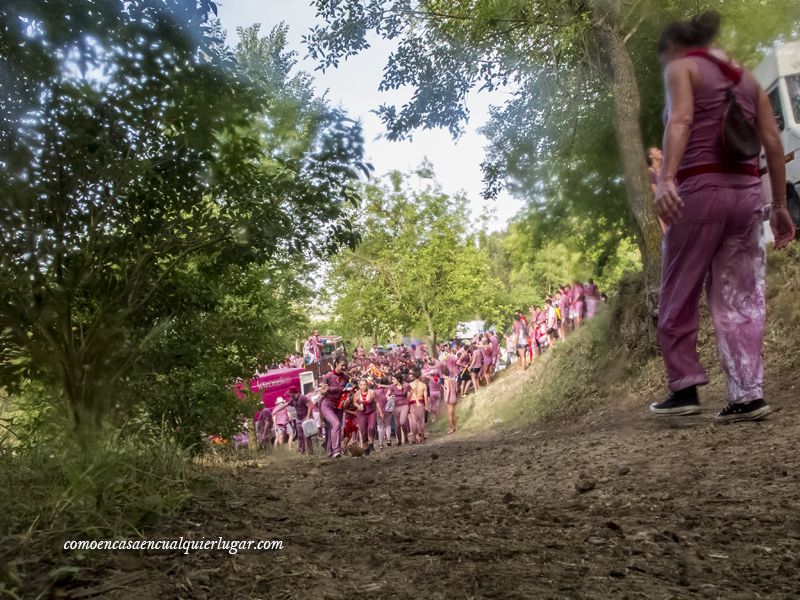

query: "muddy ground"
left=62, top=380, right=800, bottom=600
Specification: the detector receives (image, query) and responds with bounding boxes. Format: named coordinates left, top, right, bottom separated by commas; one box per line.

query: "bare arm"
left=656, top=59, right=696, bottom=224
left=753, top=78, right=795, bottom=248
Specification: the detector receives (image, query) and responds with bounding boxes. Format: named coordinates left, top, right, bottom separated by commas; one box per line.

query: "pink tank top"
left=673, top=53, right=759, bottom=173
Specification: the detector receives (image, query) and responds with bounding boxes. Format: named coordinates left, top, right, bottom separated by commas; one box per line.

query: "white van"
left=753, top=41, right=800, bottom=227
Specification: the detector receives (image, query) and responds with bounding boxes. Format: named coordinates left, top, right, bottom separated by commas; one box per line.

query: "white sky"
left=218, top=0, right=525, bottom=232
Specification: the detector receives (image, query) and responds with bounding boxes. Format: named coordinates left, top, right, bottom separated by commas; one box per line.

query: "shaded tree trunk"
left=422, top=310, right=437, bottom=348
left=591, top=19, right=663, bottom=333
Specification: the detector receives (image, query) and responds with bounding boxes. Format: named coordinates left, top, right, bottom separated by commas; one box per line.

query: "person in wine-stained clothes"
left=354, top=378, right=377, bottom=454
left=424, top=360, right=442, bottom=423
left=374, top=377, right=391, bottom=449
left=288, top=387, right=314, bottom=455
left=585, top=279, right=600, bottom=320
left=272, top=397, right=290, bottom=448
left=255, top=406, right=274, bottom=449
left=456, top=345, right=471, bottom=396
left=467, top=342, right=483, bottom=393
left=307, top=330, right=322, bottom=364
left=389, top=373, right=411, bottom=445
left=480, top=333, right=494, bottom=385
left=408, top=369, right=429, bottom=444
left=445, top=348, right=458, bottom=388
left=571, top=281, right=585, bottom=329
left=489, top=331, right=499, bottom=375
left=560, top=286, right=572, bottom=338
left=650, top=11, right=794, bottom=422
left=512, top=313, right=528, bottom=371
left=647, top=147, right=669, bottom=234
left=443, top=366, right=459, bottom=434
left=321, top=358, right=349, bottom=458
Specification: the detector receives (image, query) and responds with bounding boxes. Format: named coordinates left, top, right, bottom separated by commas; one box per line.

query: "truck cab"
left=753, top=41, right=800, bottom=227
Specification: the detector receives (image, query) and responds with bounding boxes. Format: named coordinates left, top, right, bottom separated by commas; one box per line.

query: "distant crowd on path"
left=248, top=278, right=606, bottom=460
left=507, top=279, right=607, bottom=371
left=254, top=341, right=486, bottom=460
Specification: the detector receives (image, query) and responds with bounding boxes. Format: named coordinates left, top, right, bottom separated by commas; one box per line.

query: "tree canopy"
left=329, top=170, right=503, bottom=345
left=0, top=1, right=368, bottom=438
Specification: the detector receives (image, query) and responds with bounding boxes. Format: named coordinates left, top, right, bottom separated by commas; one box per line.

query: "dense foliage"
left=329, top=170, right=504, bottom=344
left=0, top=1, right=368, bottom=442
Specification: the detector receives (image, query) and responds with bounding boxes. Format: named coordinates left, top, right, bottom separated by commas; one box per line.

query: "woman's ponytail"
left=658, top=10, right=721, bottom=54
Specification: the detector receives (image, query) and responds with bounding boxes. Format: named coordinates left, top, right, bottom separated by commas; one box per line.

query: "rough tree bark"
left=590, top=13, right=664, bottom=333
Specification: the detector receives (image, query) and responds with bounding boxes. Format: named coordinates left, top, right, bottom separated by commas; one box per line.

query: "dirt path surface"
left=91, top=383, right=800, bottom=600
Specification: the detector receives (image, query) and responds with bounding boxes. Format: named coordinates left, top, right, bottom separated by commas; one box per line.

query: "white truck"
left=753, top=40, right=800, bottom=229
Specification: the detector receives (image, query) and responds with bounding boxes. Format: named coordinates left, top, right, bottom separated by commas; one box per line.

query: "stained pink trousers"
left=657, top=175, right=766, bottom=404
left=356, top=410, right=377, bottom=444
left=321, top=401, right=342, bottom=457
left=409, top=402, right=425, bottom=440
left=393, top=404, right=410, bottom=442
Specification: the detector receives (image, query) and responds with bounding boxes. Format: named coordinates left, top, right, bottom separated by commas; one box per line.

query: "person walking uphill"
left=321, top=358, right=350, bottom=458
left=650, top=11, right=795, bottom=423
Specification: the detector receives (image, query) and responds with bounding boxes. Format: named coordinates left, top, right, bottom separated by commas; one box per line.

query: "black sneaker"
left=650, top=387, right=701, bottom=416
left=715, top=399, right=771, bottom=423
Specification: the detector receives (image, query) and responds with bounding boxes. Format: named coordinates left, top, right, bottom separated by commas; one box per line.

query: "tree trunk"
left=592, top=21, right=663, bottom=330
left=422, top=311, right=436, bottom=347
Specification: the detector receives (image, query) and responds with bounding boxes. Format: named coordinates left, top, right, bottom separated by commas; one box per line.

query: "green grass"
left=0, top=426, right=194, bottom=595
left=454, top=311, right=616, bottom=433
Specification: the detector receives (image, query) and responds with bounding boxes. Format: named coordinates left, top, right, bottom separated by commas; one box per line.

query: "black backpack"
left=686, top=50, right=761, bottom=162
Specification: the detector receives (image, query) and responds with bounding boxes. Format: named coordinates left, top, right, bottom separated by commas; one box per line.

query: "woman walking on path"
left=443, top=366, right=458, bottom=434
left=650, top=11, right=795, bottom=422
left=321, top=359, right=350, bottom=458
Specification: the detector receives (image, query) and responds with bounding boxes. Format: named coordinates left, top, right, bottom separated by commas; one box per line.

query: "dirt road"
left=88, top=382, right=800, bottom=600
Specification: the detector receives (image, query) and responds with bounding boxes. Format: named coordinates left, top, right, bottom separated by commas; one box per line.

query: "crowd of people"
left=247, top=279, right=606, bottom=459
left=507, top=280, right=607, bottom=371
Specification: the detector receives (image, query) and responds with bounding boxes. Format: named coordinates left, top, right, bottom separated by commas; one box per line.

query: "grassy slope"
left=455, top=244, right=800, bottom=433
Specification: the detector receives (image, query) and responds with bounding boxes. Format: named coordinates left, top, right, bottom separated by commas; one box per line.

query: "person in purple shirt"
left=354, top=378, right=377, bottom=454
left=288, top=387, right=314, bottom=455
left=650, top=11, right=794, bottom=422
left=321, top=358, right=349, bottom=458
left=585, top=279, right=600, bottom=320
